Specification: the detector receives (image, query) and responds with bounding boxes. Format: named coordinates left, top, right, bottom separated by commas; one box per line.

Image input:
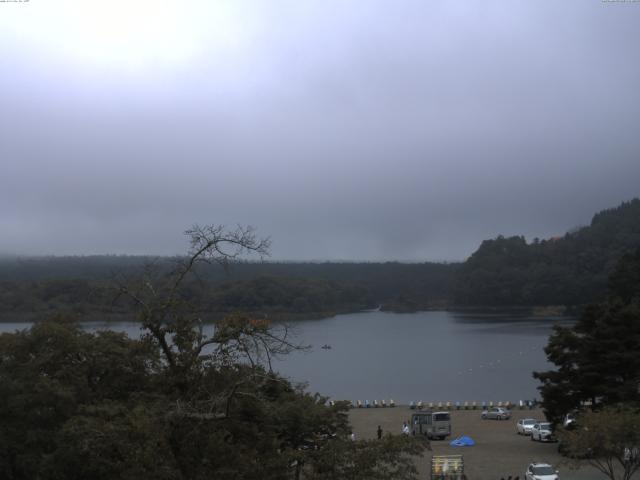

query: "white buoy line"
left=456, top=345, right=540, bottom=376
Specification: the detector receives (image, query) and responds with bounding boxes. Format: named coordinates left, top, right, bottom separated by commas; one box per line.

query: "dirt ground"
left=348, top=406, right=603, bottom=480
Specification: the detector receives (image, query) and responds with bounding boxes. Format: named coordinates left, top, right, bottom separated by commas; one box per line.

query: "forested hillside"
left=1, top=199, right=638, bottom=319
left=452, top=199, right=640, bottom=306
left=0, top=258, right=455, bottom=320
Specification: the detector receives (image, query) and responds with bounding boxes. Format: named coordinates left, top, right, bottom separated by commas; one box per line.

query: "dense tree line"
left=453, top=199, right=640, bottom=306
left=0, top=259, right=455, bottom=321
left=0, top=275, right=375, bottom=321
left=207, top=276, right=374, bottom=315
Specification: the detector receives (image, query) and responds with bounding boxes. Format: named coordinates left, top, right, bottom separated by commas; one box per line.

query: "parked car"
left=516, top=418, right=538, bottom=435
left=562, top=412, right=576, bottom=427
left=525, top=462, right=559, bottom=480
left=481, top=407, right=511, bottom=420
left=531, top=422, right=556, bottom=442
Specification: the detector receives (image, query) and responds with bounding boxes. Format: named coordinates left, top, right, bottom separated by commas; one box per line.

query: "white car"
left=516, top=418, right=538, bottom=435
left=562, top=412, right=576, bottom=427
left=531, top=422, right=556, bottom=442
left=525, top=462, right=558, bottom=480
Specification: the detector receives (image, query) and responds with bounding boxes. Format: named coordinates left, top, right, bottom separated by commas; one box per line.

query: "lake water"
left=0, top=310, right=571, bottom=404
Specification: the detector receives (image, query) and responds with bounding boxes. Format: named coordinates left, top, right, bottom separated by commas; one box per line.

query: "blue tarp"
left=449, top=436, right=475, bottom=447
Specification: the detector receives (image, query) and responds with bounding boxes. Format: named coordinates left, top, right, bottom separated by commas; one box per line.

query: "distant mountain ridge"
left=452, top=198, right=640, bottom=307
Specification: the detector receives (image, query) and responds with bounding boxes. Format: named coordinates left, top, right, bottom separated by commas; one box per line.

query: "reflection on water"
left=0, top=310, right=570, bottom=404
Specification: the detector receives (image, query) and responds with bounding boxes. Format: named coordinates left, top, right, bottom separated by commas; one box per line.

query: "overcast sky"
left=1, top=1, right=639, bottom=261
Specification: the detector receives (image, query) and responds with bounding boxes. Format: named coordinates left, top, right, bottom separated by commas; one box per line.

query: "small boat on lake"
left=321, top=344, right=332, bottom=350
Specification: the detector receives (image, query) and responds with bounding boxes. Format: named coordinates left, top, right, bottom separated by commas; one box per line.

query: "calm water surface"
left=0, top=310, right=572, bottom=404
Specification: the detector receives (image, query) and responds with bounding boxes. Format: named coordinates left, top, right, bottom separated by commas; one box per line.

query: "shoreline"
left=0, top=304, right=578, bottom=324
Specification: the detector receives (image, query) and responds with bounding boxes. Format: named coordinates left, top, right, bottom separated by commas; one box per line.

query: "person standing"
left=377, top=425, right=382, bottom=439
left=402, top=422, right=410, bottom=435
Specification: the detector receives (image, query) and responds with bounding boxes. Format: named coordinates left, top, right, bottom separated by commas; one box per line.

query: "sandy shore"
left=348, top=406, right=602, bottom=480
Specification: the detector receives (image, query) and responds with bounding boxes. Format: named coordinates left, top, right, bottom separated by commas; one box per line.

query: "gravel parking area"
left=349, top=407, right=603, bottom=480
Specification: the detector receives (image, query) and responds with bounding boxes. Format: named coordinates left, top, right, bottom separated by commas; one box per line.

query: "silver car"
left=531, top=422, right=556, bottom=442
left=481, top=407, right=511, bottom=420
left=525, top=462, right=559, bottom=480
left=516, top=418, right=538, bottom=435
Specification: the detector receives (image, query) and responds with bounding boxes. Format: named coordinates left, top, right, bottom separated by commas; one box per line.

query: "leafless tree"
left=114, top=225, right=304, bottom=408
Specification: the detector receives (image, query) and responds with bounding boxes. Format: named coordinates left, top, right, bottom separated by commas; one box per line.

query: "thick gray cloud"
left=1, top=0, right=639, bottom=261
